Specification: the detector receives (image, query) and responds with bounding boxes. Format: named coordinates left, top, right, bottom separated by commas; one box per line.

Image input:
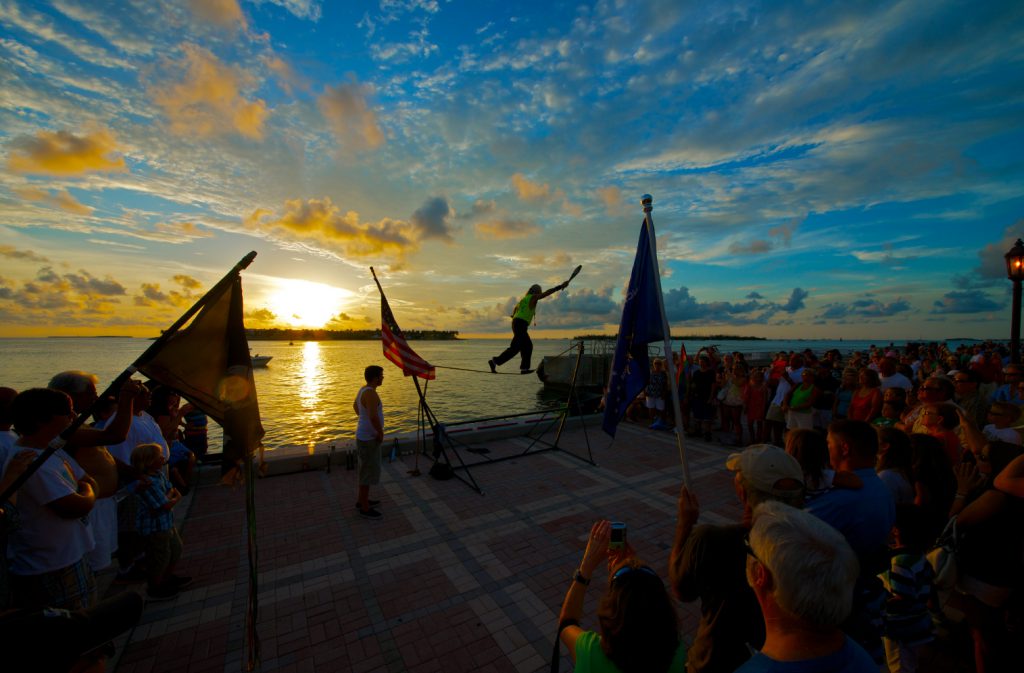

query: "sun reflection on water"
left=300, top=341, right=323, bottom=454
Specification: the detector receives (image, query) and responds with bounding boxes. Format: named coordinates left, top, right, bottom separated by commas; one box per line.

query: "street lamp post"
left=1005, top=238, right=1024, bottom=365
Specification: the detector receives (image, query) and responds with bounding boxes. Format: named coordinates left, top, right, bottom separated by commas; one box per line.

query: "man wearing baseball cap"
left=669, top=445, right=804, bottom=673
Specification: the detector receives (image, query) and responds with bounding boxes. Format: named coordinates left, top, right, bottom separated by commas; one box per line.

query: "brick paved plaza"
left=107, top=421, right=971, bottom=672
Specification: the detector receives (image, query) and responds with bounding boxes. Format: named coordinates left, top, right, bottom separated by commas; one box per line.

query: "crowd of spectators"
left=565, top=341, right=1024, bottom=673
left=0, top=371, right=207, bottom=671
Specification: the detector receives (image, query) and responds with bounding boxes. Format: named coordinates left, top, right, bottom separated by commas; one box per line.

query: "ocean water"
left=0, top=336, right=973, bottom=451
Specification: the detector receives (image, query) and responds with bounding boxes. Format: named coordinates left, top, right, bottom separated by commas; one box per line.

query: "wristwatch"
left=572, top=569, right=590, bottom=586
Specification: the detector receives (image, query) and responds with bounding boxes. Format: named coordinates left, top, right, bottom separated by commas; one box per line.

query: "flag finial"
left=641, top=194, right=653, bottom=213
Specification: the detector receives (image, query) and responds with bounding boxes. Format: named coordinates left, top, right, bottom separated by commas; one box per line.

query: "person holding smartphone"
left=556, top=520, right=686, bottom=672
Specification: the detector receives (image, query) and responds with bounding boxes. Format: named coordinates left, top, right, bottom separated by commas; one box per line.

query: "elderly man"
left=737, top=501, right=876, bottom=672
left=670, top=445, right=805, bottom=673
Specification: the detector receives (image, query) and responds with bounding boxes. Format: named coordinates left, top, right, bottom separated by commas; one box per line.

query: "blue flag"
left=602, top=220, right=665, bottom=437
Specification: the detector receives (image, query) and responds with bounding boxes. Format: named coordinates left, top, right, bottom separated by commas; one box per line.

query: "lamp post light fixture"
left=1005, top=238, right=1024, bottom=365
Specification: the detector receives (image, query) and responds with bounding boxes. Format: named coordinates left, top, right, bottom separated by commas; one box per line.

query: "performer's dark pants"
left=494, top=318, right=533, bottom=370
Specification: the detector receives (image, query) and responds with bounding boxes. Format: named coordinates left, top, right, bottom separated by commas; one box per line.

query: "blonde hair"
left=130, top=443, right=163, bottom=474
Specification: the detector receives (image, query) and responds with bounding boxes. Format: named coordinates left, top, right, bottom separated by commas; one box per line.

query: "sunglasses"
left=611, top=565, right=659, bottom=583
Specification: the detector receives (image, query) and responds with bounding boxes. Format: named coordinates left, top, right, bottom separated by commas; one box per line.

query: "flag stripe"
left=380, top=289, right=436, bottom=380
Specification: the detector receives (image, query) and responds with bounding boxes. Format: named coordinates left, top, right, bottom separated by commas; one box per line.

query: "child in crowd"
left=873, top=400, right=905, bottom=429
left=129, top=442, right=191, bottom=601
left=742, top=369, right=768, bottom=445
left=720, top=364, right=747, bottom=445
left=646, top=359, right=668, bottom=429
left=181, top=403, right=209, bottom=462
left=879, top=505, right=935, bottom=673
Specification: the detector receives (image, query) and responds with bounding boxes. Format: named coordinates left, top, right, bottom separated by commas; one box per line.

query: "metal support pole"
left=1012, top=279, right=1021, bottom=365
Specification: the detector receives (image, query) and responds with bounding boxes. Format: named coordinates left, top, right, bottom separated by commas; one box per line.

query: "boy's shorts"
left=356, top=438, right=383, bottom=486
left=765, top=404, right=786, bottom=423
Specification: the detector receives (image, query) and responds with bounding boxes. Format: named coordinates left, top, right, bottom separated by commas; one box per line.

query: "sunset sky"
left=1, top=0, right=1022, bottom=339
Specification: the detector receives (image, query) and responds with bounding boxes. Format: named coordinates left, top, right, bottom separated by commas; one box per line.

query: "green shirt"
left=574, top=630, right=687, bottom=673
left=512, top=293, right=536, bottom=323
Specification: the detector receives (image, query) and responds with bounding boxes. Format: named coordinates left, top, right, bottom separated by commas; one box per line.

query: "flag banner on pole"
left=602, top=220, right=665, bottom=437
left=135, top=275, right=265, bottom=463
left=373, top=270, right=436, bottom=380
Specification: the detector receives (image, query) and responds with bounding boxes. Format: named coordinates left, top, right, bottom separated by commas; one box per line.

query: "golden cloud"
left=187, top=0, right=246, bottom=28
left=475, top=218, right=542, bottom=240
left=596, top=185, right=624, bottom=213
left=318, top=81, right=385, bottom=151
left=245, top=197, right=417, bottom=261
left=14, top=186, right=94, bottom=215
left=511, top=173, right=552, bottom=201
left=0, top=245, right=49, bottom=263
left=7, top=128, right=126, bottom=176
left=151, top=44, right=268, bottom=140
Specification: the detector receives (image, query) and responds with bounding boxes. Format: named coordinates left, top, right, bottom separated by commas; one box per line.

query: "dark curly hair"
left=597, top=559, right=680, bottom=673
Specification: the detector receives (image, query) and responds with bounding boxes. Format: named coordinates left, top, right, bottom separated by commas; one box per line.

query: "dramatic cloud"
left=7, top=128, right=126, bottom=175
left=318, top=81, right=385, bottom=151
left=931, top=291, right=1003, bottom=314
left=245, top=197, right=419, bottom=262
left=662, top=286, right=810, bottom=325
left=475, top=218, right=542, bottom=240
left=187, top=0, right=246, bottom=28
left=410, top=196, right=455, bottom=241
left=818, top=297, right=913, bottom=320
left=780, top=288, right=808, bottom=313
left=151, top=44, right=268, bottom=140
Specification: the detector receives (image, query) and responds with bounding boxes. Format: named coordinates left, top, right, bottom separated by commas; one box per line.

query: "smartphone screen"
left=609, top=522, right=626, bottom=549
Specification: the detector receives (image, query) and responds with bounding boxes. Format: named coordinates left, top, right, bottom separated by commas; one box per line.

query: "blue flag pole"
left=641, top=195, right=691, bottom=487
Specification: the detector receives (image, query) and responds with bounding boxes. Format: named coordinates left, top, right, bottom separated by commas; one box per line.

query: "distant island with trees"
left=572, top=334, right=767, bottom=341
left=246, top=328, right=459, bottom=341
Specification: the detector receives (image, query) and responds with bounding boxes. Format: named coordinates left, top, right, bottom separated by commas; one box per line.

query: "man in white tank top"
left=353, top=366, right=385, bottom=520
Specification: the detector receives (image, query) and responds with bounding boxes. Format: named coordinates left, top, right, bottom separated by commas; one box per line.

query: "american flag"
left=374, top=269, right=436, bottom=380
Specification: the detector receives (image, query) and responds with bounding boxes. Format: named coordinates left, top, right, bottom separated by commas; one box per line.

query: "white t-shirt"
left=878, top=469, right=915, bottom=504
left=771, top=366, right=805, bottom=406
left=983, top=425, right=1021, bottom=445
left=880, top=372, right=913, bottom=392
left=4, top=446, right=95, bottom=575
left=102, top=412, right=169, bottom=465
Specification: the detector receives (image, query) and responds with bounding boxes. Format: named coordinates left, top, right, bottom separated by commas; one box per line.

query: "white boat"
left=251, top=354, right=273, bottom=367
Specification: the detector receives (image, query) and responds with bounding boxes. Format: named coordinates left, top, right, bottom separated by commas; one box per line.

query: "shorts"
left=645, top=397, right=665, bottom=410
left=787, top=410, right=814, bottom=430
left=11, top=558, right=96, bottom=611
left=765, top=404, right=786, bottom=423
left=356, top=438, right=383, bottom=486
left=145, top=528, right=182, bottom=581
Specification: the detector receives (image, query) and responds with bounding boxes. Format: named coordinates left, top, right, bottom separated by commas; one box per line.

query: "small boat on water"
left=251, top=354, right=273, bottom=367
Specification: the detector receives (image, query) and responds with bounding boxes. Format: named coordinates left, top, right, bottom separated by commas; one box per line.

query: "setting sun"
left=266, top=279, right=353, bottom=328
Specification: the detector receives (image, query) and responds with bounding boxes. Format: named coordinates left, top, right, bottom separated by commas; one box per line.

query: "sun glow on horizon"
left=265, top=278, right=353, bottom=328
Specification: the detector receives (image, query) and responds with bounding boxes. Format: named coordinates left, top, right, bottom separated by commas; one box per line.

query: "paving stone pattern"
left=109, top=422, right=822, bottom=672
